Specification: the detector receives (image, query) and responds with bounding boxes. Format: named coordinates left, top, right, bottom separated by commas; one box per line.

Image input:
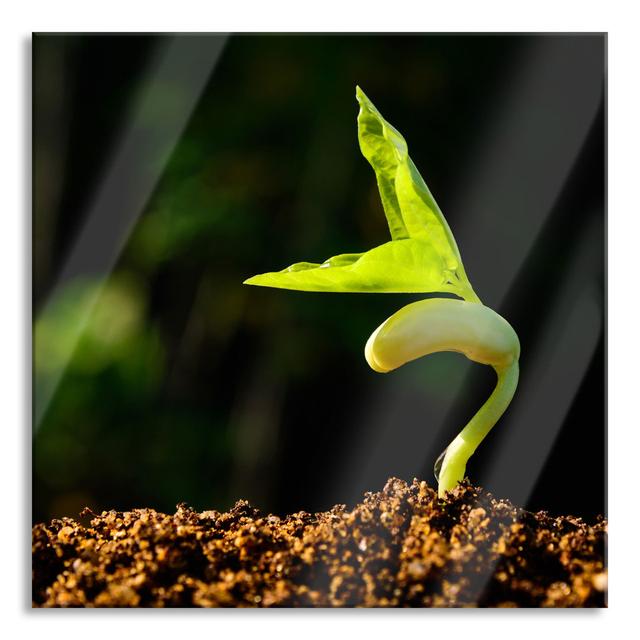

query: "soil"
left=32, top=478, right=607, bottom=607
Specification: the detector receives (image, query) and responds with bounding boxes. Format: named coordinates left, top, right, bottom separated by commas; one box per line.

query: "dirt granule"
left=32, top=478, right=607, bottom=607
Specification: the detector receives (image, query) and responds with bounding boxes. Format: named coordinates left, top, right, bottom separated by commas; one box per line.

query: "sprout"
left=245, top=87, right=520, bottom=498
left=365, top=299, right=519, bottom=496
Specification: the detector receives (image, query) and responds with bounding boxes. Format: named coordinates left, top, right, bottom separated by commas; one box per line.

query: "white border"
left=3, top=1, right=638, bottom=637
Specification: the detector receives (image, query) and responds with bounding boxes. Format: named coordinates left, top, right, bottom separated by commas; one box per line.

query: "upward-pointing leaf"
left=356, top=87, right=409, bottom=240
left=356, top=87, right=465, bottom=272
left=244, top=87, right=480, bottom=303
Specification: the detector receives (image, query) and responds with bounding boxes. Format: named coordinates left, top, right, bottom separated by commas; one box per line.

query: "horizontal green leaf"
left=244, top=239, right=477, bottom=298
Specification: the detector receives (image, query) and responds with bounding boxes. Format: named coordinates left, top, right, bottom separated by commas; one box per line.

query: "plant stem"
left=437, top=360, right=519, bottom=497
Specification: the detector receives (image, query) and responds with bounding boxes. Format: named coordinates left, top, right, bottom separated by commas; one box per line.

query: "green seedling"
left=245, top=87, right=520, bottom=498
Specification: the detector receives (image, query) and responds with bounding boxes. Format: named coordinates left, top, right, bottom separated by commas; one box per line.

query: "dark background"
left=33, top=34, right=605, bottom=524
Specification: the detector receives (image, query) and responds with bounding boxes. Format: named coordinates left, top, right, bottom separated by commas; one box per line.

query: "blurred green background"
left=33, top=34, right=605, bottom=522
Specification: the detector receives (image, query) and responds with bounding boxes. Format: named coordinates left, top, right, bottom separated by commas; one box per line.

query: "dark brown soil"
left=32, top=478, right=607, bottom=607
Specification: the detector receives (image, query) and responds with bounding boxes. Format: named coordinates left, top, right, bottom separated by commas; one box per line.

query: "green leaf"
left=356, top=87, right=408, bottom=240
left=356, top=87, right=467, bottom=274
left=244, top=239, right=476, bottom=298
left=244, top=87, right=479, bottom=302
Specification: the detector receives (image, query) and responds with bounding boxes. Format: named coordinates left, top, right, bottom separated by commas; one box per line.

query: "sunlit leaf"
left=356, top=87, right=408, bottom=241
left=244, top=87, right=479, bottom=302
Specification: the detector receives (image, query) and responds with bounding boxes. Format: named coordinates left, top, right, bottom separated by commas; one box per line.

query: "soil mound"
left=32, top=478, right=607, bottom=607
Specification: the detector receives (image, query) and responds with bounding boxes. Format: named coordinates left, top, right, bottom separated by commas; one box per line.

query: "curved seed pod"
left=365, top=298, right=520, bottom=497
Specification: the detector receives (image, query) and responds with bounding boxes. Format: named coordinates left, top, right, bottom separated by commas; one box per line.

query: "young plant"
left=245, top=87, right=520, bottom=498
